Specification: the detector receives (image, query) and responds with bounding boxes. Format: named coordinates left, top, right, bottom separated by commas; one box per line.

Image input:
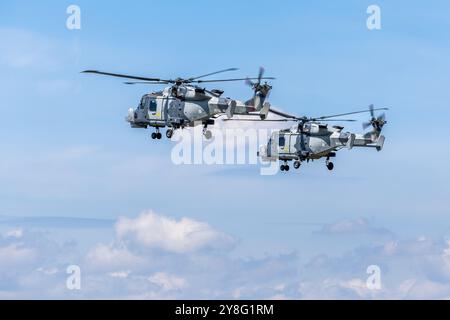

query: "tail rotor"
left=363, top=104, right=387, bottom=140
left=363, top=104, right=387, bottom=132
left=245, top=67, right=273, bottom=111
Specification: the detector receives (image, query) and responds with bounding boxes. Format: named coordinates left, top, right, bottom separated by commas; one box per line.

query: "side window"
left=149, top=100, right=157, bottom=112
left=279, top=136, right=285, bottom=147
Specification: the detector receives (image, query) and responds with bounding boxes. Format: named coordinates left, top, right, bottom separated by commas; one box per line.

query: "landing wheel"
left=280, top=164, right=290, bottom=172
left=204, top=130, right=212, bottom=140
left=293, top=161, right=301, bottom=169
left=151, top=132, right=157, bottom=140
left=156, top=132, right=162, bottom=140
left=327, top=162, right=334, bottom=171
left=166, top=129, right=174, bottom=139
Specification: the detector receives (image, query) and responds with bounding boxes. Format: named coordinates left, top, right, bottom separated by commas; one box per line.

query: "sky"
left=0, top=0, right=450, bottom=299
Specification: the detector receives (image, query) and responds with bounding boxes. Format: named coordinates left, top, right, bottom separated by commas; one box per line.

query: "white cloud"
left=3, top=213, right=450, bottom=299
left=86, top=243, right=145, bottom=270
left=0, top=244, right=36, bottom=268
left=320, top=218, right=392, bottom=236
left=116, top=211, right=236, bottom=253
left=108, top=271, right=131, bottom=279
left=37, top=267, right=59, bottom=275
left=404, top=280, right=450, bottom=299
left=4, top=229, right=23, bottom=239
left=148, top=272, right=187, bottom=291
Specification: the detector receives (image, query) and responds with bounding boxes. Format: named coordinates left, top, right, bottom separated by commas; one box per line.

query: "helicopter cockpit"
left=132, top=95, right=159, bottom=124
left=139, top=96, right=146, bottom=110
left=138, top=95, right=158, bottom=112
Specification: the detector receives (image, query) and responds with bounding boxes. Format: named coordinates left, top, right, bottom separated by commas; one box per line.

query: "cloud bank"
left=116, top=211, right=236, bottom=253
left=1, top=213, right=450, bottom=299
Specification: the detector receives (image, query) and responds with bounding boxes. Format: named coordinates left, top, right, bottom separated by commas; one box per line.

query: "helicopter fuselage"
left=82, top=68, right=273, bottom=138
left=127, top=86, right=256, bottom=131
left=259, top=122, right=385, bottom=166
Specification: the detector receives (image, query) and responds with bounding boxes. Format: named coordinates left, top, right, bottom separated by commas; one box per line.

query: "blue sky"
left=1, top=0, right=450, bottom=299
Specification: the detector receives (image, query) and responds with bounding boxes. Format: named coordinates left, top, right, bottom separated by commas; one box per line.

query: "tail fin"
left=346, top=134, right=355, bottom=150
left=260, top=102, right=270, bottom=120
left=376, top=135, right=385, bottom=152
left=226, top=100, right=236, bottom=119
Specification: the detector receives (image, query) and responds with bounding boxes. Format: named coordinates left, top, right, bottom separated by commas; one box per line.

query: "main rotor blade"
left=223, top=118, right=355, bottom=123
left=124, top=81, right=170, bottom=85
left=315, top=107, right=389, bottom=120
left=194, top=77, right=275, bottom=84
left=318, top=119, right=356, bottom=122
left=223, top=118, right=290, bottom=122
left=269, top=108, right=302, bottom=120
left=82, top=70, right=166, bottom=82
left=189, top=68, right=239, bottom=81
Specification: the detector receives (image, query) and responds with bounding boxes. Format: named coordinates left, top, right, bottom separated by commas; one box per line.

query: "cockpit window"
left=149, top=100, right=157, bottom=112
left=303, top=123, right=311, bottom=132
left=140, top=97, right=146, bottom=109
left=279, top=136, right=286, bottom=147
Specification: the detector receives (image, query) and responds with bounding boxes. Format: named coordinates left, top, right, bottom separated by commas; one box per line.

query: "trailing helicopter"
left=256, top=105, right=388, bottom=172
left=82, top=68, right=274, bottom=140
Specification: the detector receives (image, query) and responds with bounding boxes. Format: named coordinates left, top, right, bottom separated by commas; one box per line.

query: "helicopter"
left=82, top=68, right=274, bottom=140
left=256, top=105, right=388, bottom=172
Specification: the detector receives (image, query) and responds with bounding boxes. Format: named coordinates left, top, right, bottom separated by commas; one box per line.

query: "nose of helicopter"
left=126, top=108, right=135, bottom=123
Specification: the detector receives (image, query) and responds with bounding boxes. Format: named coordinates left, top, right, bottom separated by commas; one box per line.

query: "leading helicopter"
left=251, top=105, right=388, bottom=172
left=82, top=68, right=274, bottom=139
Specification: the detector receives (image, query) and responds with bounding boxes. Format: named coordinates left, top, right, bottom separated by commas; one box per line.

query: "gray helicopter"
left=257, top=105, right=388, bottom=172
left=82, top=68, right=274, bottom=139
